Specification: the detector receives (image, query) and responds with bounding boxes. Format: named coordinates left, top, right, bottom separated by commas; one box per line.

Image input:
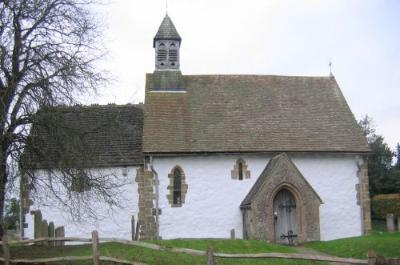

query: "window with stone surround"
left=231, top=158, right=250, bottom=180
left=167, top=166, right=188, bottom=207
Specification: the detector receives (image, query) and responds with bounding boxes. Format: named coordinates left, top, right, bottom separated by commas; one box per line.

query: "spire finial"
left=166, top=0, right=168, bottom=15
left=329, top=58, right=333, bottom=77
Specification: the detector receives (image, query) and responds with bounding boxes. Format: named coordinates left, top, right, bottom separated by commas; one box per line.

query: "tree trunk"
left=0, top=147, right=8, bottom=240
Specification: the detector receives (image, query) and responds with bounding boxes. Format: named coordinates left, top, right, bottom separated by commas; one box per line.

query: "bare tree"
left=0, top=0, right=107, bottom=237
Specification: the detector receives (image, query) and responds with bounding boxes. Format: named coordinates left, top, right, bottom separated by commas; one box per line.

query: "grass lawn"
left=8, top=240, right=327, bottom=265
left=306, top=231, right=400, bottom=259
left=8, top=226, right=399, bottom=265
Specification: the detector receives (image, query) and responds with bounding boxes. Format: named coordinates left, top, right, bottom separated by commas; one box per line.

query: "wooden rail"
left=0, top=230, right=390, bottom=265
left=213, top=252, right=368, bottom=264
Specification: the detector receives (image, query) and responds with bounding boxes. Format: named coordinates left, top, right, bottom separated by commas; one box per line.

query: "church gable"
left=241, top=153, right=322, bottom=243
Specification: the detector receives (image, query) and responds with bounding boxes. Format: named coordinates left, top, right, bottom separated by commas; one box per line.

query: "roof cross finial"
left=329, top=58, right=333, bottom=77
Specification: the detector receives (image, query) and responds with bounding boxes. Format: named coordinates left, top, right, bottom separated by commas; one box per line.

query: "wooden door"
left=273, top=189, right=298, bottom=244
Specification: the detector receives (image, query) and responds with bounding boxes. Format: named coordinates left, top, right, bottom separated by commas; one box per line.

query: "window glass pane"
left=173, top=169, right=182, bottom=204
left=238, top=162, right=243, bottom=180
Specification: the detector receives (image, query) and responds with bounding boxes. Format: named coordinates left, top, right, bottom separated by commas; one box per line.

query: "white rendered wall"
left=24, top=166, right=139, bottom=240
left=153, top=154, right=362, bottom=241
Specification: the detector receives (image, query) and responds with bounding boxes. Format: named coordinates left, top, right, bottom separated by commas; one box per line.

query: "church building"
left=22, top=15, right=371, bottom=244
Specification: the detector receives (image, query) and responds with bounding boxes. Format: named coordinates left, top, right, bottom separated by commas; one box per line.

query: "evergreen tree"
left=358, top=116, right=397, bottom=195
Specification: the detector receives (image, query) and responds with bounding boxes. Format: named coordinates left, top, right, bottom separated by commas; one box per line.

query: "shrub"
left=371, top=193, right=400, bottom=220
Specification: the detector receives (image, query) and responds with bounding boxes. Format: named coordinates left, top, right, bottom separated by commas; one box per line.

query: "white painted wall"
left=24, top=166, right=139, bottom=240
left=24, top=154, right=362, bottom=241
left=152, top=153, right=362, bottom=241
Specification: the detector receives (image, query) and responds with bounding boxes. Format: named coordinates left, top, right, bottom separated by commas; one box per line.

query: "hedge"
left=371, top=193, right=400, bottom=220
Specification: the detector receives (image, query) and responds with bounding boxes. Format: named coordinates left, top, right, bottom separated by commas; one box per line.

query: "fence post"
left=33, top=210, right=42, bottom=245
left=134, top=221, right=140, bottom=241
left=386, top=213, right=395, bottom=232
left=131, top=216, right=135, bottom=241
left=48, top=222, right=55, bottom=246
left=92, top=230, right=100, bottom=265
left=42, top=220, right=49, bottom=246
left=207, top=245, right=215, bottom=265
left=367, top=250, right=377, bottom=265
left=55, top=226, right=65, bottom=246
left=2, top=234, right=10, bottom=265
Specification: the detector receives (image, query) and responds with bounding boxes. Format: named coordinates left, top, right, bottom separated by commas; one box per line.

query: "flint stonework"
left=241, top=153, right=322, bottom=243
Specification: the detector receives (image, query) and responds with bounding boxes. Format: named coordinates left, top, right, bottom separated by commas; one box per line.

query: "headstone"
left=398, top=217, right=400, bottom=232
left=386, top=213, right=395, bottom=232
left=48, top=222, right=55, bottom=246
left=230, top=229, right=235, bottom=239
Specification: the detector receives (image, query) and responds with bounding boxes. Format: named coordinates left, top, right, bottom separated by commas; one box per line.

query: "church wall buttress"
left=136, top=166, right=157, bottom=240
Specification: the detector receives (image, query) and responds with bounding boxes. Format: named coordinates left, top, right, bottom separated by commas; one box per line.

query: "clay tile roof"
left=143, top=74, right=369, bottom=154
left=23, top=104, right=144, bottom=169
left=153, top=15, right=181, bottom=47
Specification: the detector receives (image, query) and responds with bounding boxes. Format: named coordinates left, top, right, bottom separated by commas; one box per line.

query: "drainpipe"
left=149, top=156, right=160, bottom=240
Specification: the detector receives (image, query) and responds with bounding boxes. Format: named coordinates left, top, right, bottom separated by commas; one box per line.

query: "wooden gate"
left=273, top=189, right=298, bottom=244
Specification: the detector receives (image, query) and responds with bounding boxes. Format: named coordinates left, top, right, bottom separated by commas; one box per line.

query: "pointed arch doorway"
left=240, top=153, right=323, bottom=243
left=273, top=189, right=298, bottom=244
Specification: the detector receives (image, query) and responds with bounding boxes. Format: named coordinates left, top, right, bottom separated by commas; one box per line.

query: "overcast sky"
left=92, top=0, right=399, bottom=151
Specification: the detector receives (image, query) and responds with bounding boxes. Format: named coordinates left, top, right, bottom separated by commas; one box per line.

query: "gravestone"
left=386, top=213, right=395, bottom=232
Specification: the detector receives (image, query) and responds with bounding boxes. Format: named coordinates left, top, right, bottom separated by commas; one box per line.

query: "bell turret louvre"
left=154, top=15, right=181, bottom=70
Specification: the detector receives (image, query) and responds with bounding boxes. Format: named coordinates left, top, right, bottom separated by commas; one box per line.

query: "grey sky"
left=92, top=0, right=399, bottom=150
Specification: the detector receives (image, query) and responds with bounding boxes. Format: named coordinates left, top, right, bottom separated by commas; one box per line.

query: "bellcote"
left=154, top=15, right=181, bottom=70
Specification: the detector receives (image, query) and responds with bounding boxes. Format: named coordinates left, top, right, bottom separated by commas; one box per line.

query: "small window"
left=231, top=158, right=250, bottom=180
left=167, top=166, right=188, bottom=207
left=173, top=169, right=182, bottom=204
left=238, top=161, right=243, bottom=180
left=170, top=43, right=176, bottom=47
left=159, top=42, right=166, bottom=47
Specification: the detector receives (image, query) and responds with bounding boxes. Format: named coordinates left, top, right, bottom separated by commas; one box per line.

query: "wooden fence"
left=0, top=230, right=398, bottom=265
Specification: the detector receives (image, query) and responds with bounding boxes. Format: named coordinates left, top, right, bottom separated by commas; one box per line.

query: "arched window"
left=231, top=158, right=250, bottom=180
left=167, top=166, right=188, bottom=207
left=173, top=168, right=182, bottom=204
left=238, top=160, right=244, bottom=180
